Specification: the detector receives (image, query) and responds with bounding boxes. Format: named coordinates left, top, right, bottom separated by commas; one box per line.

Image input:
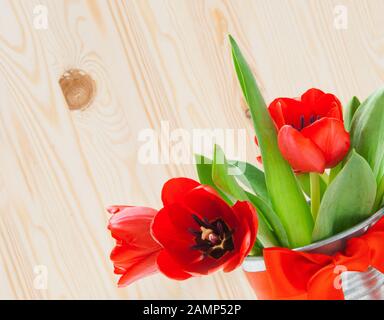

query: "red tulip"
left=267, top=88, right=350, bottom=173
left=107, top=178, right=258, bottom=286
left=152, top=178, right=258, bottom=279
left=107, top=206, right=161, bottom=287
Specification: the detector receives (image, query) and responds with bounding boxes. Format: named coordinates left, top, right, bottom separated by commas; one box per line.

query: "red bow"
left=260, top=217, right=384, bottom=300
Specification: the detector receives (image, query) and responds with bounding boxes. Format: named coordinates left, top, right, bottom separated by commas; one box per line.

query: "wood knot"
left=59, top=69, right=96, bottom=111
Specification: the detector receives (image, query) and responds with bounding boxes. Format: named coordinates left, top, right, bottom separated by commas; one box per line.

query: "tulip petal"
left=107, top=206, right=130, bottom=214
left=157, top=250, right=192, bottom=280
left=223, top=201, right=257, bottom=272
left=151, top=205, right=202, bottom=265
left=117, top=252, right=160, bottom=287
left=233, top=201, right=258, bottom=255
left=182, top=185, right=238, bottom=229
left=110, top=243, right=159, bottom=264
left=184, top=255, right=231, bottom=275
left=278, top=125, right=326, bottom=173
left=301, top=89, right=343, bottom=120
left=151, top=205, right=194, bottom=246
left=316, top=94, right=343, bottom=120
left=107, top=206, right=162, bottom=286
left=301, top=118, right=350, bottom=168
left=326, top=105, right=343, bottom=120
left=161, top=178, right=200, bottom=206
left=108, top=206, right=159, bottom=248
left=114, top=266, right=126, bottom=275
left=268, top=98, right=288, bottom=128
left=269, top=98, right=308, bottom=130
left=301, top=88, right=325, bottom=106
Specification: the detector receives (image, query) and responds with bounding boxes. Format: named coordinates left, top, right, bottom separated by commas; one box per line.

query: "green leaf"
left=350, top=88, right=384, bottom=207
left=373, top=175, right=384, bottom=212
left=343, top=96, right=360, bottom=131
left=211, top=145, right=280, bottom=247
left=195, top=154, right=232, bottom=204
left=329, top=162, right=343, bottom=184
left=245, top=191, right=289, bottom=247
left=312, top=151, right=376, bottom=241
left=229, top=35, right=313, bottom=248
left=252, top=210, right=280, bottom=248
left=213, top=146, right=287, bottom=246
left=212, top=145, right=247, bottom=201
left=249, top=240, right=263, bottom=256
left=228, top=160, right=269, bottom=203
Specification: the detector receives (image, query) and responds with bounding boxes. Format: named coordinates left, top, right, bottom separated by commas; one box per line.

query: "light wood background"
left=0, top=0, right=383, bottom=299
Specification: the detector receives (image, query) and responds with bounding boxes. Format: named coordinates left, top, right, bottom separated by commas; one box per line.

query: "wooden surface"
left=0, top=0, right=383, bottom=299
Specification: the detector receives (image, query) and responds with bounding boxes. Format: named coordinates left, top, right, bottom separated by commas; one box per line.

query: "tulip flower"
left=107, top=178, right=258, bottom=286
left=269, top=88, right=350, bottom=174
left=107, top=206, right=162, bottom=287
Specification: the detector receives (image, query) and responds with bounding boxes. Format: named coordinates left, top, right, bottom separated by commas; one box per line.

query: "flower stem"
left=310, top=173, right=320, bottom=221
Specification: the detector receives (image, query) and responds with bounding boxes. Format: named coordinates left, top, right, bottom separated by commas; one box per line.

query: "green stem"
left=310, top=173, right=320, bottom=221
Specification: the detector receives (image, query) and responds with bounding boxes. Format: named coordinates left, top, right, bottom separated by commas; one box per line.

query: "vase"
left=243, top=208, right=384, bottom=300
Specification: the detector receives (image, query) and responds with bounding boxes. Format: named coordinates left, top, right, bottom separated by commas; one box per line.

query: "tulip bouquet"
left=107, top=36, right=384, bottom=299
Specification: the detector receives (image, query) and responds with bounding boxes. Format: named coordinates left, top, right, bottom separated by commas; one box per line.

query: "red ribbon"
left=258, top=217, right=384, bottom=300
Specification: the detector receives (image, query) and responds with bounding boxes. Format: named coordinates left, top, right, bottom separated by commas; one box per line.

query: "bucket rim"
left=243, top=207, right=384, bottom=272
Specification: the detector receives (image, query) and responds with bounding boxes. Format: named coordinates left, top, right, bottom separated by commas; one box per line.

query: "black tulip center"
left=295, top=114, right=321, bottom=131
left=189, top=215, right=234, bottom=259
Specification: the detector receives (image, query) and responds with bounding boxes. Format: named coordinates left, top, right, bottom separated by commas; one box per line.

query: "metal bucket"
left=243, top=208, right=384, bottom=300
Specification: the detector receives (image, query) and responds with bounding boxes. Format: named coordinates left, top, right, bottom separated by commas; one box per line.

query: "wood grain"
left=0, top=0, right=383, bottom=299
